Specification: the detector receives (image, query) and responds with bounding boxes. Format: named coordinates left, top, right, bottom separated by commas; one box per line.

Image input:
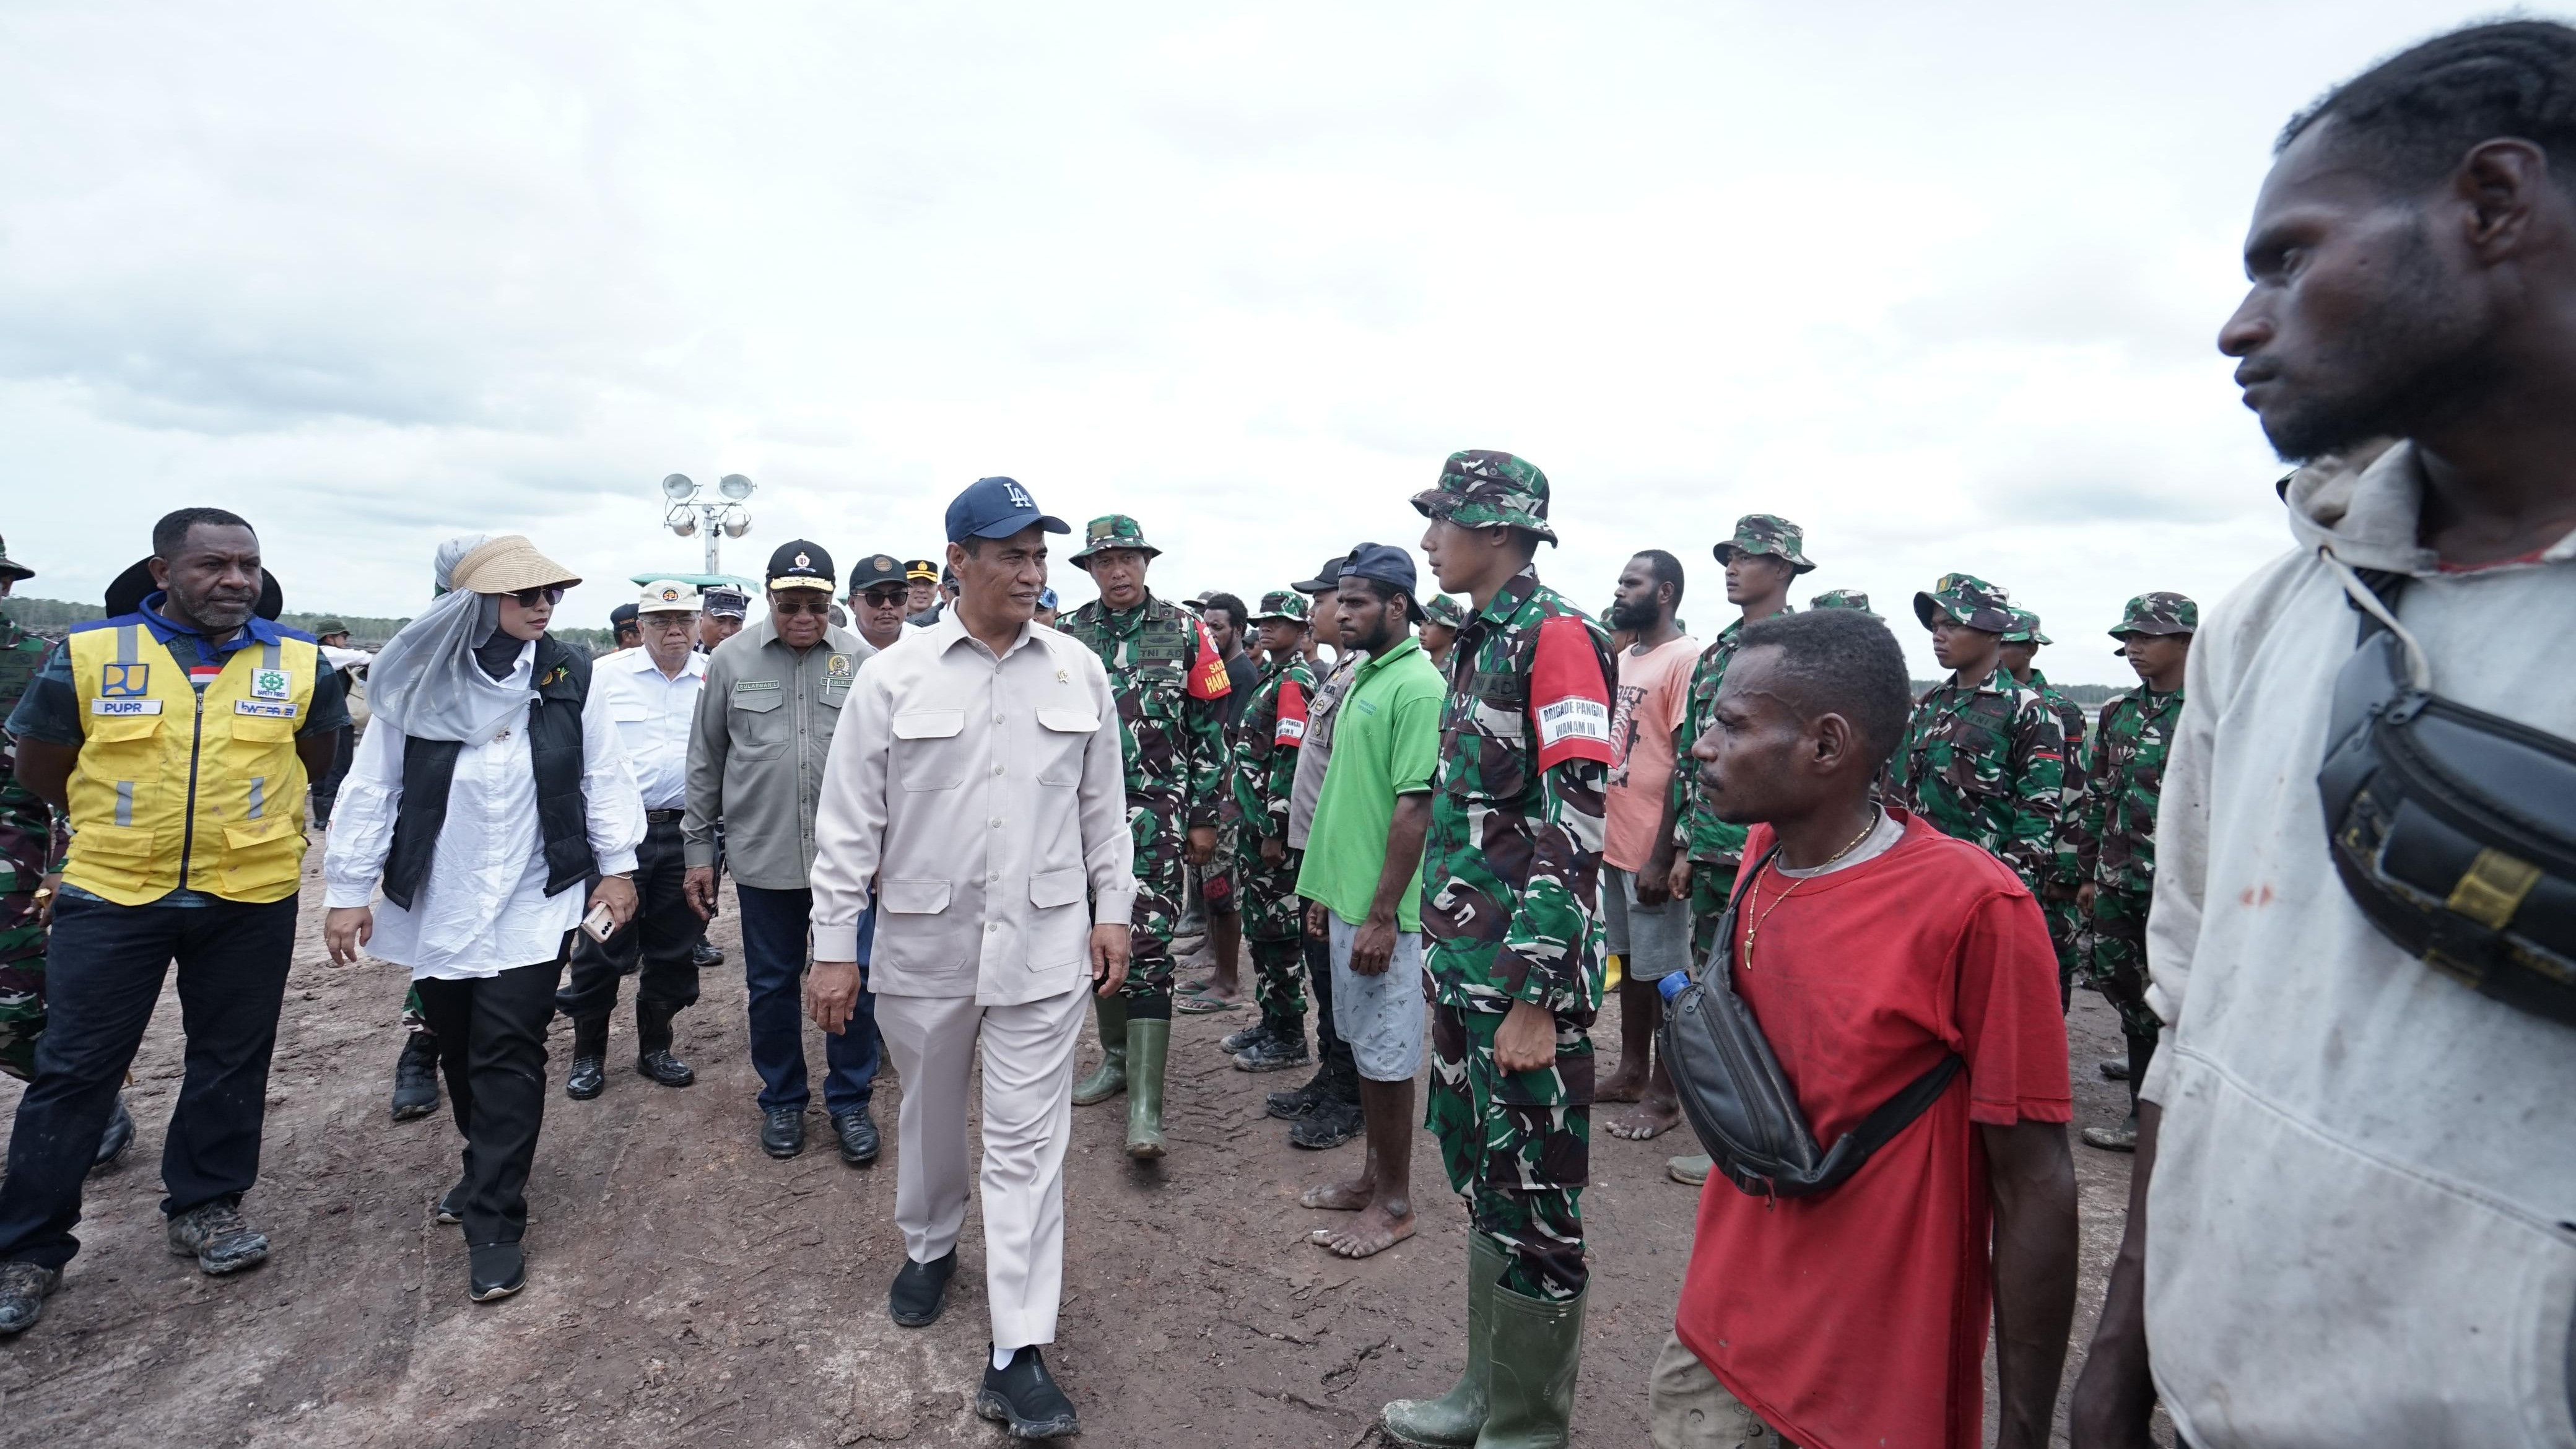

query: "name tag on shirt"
left=235, top=700, right=300, bottom=719
left=92, top=697, right=164, bottom=716
left=735, top=679, right=780, bottom=693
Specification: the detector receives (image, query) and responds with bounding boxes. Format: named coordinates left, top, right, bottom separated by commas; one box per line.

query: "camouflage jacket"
left=1059, top=593, right=1231, bottom=829
left=1671, top=609, right=1790, bottom=868
left=2023, top=668, right=2090, bottom=887
left=1887, top=668, right=2067, bottom=892
left=2069, top=684, right=2182, bottom=895
left=1, top=612, right=60, bottom=885
left=1224, top=654, right=1316, bottom=844
left=1422, top=565, right=1615, bottom=1019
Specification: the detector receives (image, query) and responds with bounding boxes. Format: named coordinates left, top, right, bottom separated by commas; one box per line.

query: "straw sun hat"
left=447, top=535, right=581, bottom=596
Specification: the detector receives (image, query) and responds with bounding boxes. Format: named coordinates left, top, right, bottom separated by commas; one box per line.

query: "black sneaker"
left=692, top=938, right=724, bottom=968
left=889, top=1248, right=957, bottom=1328
left=1218, top=1020, right=1274, bottom=1055
left=1289, top=1093, right=1365, bottom=1151
left=0, top=1262, right=61, bottom=1336
left=90, top=1093, right=135, bottom=1175
left=1265, top=1068, right=1329, bottom=1121
left=468, top=1242, right=526, bottom=1303
left=390, top=1033, right=441, bottom=1122
left=166, top=1199, right=269, bottom=1275
left=977, top=1344, right=1079, bottom=1439
left=435, top=1178, right=466, bottom=1225
left=1232, top=1029, right=1310, bottom=1074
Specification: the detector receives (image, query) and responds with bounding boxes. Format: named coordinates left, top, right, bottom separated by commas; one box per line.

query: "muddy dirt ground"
left=0, top=861, right=2164, bottom=1447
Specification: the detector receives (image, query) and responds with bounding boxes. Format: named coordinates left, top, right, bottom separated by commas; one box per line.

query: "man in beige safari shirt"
left=806, top=477, right=1131, bottom=1440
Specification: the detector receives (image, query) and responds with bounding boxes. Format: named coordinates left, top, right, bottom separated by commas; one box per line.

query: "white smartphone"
left=581, top=902, right=616, bottom=942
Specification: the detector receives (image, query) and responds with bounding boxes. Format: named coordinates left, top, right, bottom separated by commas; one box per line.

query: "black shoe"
left=1289, top=1092, right=1366, bottom=1151
left=760, top=1107, right=806, bottom=1159
left=435, top=1178, right=466, bottom=1225
left=468, top=1242, right=526, bottom=1302
left=1218, top=1019, right=1274, bottom=1055
left=889, top=1248, right=957, bottom=1328
left=390, top=1033, right=441, bottom=1122
left=977, top=1344, right=1080, bottom=1439
left=565, top=1056, right=606, bottom=1100
left=831, top=1107, right=881, bottom=1166
left=692, top=938, right=724, bottom=968
left=2099, top=1056, right=2131, bottom=1081
left=636, top=1050, right=695, bottom=1088
left=90, top=1093, right=135, bottom=1174
left=1266, top=1067, right=1329, bottom=1121
left=0, top=1262, right=61, bottom=1336
left=1233, top=1026, right=1310, bottom=1074
left=166, top=1199, right=270, bottom=1275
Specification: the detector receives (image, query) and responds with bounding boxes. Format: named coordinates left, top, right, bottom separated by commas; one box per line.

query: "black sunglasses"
left=858, top=587, right=908, bottom=607
left=510, top=586, right=566, bottom=607
left=770, top=593, right=834, bottom=616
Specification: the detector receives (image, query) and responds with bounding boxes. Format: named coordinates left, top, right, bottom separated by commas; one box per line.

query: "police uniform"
left=2003, top=607, right=2092, bottom=1002
left=1887, top=574, right=2068, bottom=894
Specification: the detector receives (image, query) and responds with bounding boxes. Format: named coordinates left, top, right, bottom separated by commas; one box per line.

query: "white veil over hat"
left=365, top=533, right=529, bottom=743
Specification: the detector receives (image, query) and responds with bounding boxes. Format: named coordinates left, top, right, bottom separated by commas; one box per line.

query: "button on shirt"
left=596, top=646, right=707, bottom=810
left=808, top=610, right=1134, bottom=1006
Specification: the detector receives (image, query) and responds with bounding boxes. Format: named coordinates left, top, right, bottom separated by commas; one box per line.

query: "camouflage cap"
left=1421, top=593, right=1466, bottom=629
left=1808, top=588, right=1873, bottom=616
left=1069, top=513, right=1162, bottom=567
left=0, top=534, right=30, bottom=582
left=1251, top=589, right=1310, bottom=624
left=1712, top=513, right=1815, bottom=573
left=1408, top=450, right=1557, bottom=544
left=2110, top=591, right=2198, bottom=644
left=1912, top=572, right=2017, bottom=633
left=2000, top=607, right=2052, bottom=646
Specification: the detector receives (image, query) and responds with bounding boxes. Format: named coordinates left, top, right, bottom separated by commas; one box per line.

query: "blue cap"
left=1339, top=542, right=1425, bottom=622
left=1038, top=586, right=1060, bottom=611
left=944, top=476, right=1070, bottom=544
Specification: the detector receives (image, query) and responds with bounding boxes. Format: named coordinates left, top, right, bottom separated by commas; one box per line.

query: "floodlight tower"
left=661, top=472, right=755, bottom=574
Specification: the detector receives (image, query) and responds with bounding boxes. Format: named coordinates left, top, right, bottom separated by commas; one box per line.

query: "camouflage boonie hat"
left=1408, top=450, right=1557, bottom=544
left=1912, top=572, right=2017, bottom=633
left=1808, top=589, right=1873, bottom=616
left=1251, top=589, right=1310, bottom=624
left=1069, top=513, right=1162, bottom=567
left=0, top=534, right=30, bottom=582
left=2110, top=591, right=2198, bottom=650
left=1421, top=593, right=1466, bottom=629
left=2000, top=607, right=2052, bottom=646
left=1712, top=513, right=1815, bottom=573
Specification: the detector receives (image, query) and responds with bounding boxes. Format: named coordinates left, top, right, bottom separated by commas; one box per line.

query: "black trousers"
left=414, top=957, right=564, bottom=1248
left=1305, top=925, right=1351, bottom=1068
left=0, top=893, right=298, bottom=1271
left=554, top=816, right=699, bottom=1020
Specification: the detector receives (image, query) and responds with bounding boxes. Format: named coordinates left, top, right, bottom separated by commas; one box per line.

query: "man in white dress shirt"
left=807, top=476, right=1133, bottom=1440
left=556, top=581, right=709, bottom=1100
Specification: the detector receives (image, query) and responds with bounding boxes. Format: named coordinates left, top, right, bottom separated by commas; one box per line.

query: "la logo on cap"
left=1005, top=482, right=1033, bottom=509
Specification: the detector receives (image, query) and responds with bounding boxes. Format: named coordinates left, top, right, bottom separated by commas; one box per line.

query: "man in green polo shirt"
left=1295, top=544, right=1443, bottom=1261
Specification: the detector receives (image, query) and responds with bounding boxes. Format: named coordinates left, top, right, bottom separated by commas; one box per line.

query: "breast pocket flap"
left=1030, top=866, right=1086, bottom=909
left=731, top=690, right=784, bottom=714
left=880, top=878, right=952, bottom=915
left=1036, top=708, right=1099, bottom=734
left=893, top=710, right=965, bottom=740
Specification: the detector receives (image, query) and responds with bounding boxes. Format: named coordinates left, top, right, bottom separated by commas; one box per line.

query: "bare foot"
left=1606, top=1095, right=1682, bottom=1141
left=1299, top=1178, right=1373, bottom=1211
left=1595, top=1060, right=1650, bottom=1103
left=1311, top=1203, right=1416, bottom=1258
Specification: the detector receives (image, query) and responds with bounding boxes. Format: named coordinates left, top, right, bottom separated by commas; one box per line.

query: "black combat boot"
left=565, top=1014, right=609, bottom=1100
left=390, top=1030, right=441, bottom=1122
left=634, top=1001, right=695, bottom=1087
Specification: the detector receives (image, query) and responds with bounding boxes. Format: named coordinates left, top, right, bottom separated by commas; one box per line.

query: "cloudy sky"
left=0, top=1, right=2502, bottom=682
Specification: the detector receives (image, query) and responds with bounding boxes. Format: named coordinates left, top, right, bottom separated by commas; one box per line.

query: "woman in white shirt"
left=323, top=536, right=643, bottom=1303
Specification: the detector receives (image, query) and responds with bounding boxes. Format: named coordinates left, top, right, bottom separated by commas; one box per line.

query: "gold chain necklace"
left=1739, top=809, right=1882, bottom=972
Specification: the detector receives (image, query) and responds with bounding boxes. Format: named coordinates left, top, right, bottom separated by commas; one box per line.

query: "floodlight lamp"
left=721, top=512, right=752, bottom=539
left=718, top=472, right=755, bottom=501
left=671, top=516, right=698, bottom=538
left=661, top=472, right=698, bottom=502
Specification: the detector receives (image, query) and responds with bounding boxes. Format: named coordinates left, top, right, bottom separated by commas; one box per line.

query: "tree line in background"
left=3, top=596, right=616, bottom=654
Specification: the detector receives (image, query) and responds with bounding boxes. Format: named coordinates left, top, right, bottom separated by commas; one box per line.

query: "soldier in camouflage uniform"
left=2069, top=591, right=2195, bottom=1151
left=1382, top=451, right=1615, bottom=1448
left=1809, top=588, right=1873, bottom=614
left=1059, top=515, right=1231, bottom=1159
left=1419, top=592, right=1465, bottom=669
left=1887, top=575, right=2068, bottom=894
left=0, top=537, right=133, bottom=1171
left=2001, top=607, right=2092, bottom=1004
left=1224, top=591, right=1318, bottom=1050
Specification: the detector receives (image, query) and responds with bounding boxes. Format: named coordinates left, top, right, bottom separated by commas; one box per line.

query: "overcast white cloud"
left=0, top=0, right=2514, bottom=682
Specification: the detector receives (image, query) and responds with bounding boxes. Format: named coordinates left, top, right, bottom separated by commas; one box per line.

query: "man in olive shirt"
left=684, top=541, right=879, bottom=1164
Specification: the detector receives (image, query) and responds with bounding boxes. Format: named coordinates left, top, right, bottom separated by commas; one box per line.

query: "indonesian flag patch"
left=1529, top=614, right=1614, bottom=771
left=1273, top=679, right=1309, bottom=746
left=1186, top=622, right=1232, bottom=701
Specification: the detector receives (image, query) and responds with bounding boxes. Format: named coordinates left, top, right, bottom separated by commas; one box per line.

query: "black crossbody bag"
left=1656, top=844, right=1962, bottom=1199
left=2317, top=559, right=2576, bottom=1027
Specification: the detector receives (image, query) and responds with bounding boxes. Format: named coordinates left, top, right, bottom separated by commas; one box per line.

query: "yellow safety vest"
left=61, top=619, right=318, bottom=905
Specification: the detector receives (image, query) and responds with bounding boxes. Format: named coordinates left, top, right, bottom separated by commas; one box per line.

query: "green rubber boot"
left=1072, top=994, right=1128, bottom=1106
left=1476, top=1279, right=1587, bottom=1448
left=1124, top=1018, right=1169, bottom=1159
left=1380, top=1236, right=1504, bottom=1447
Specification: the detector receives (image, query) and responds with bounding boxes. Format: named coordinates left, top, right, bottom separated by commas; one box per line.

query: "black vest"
left=382, top=634, right=596, bottom=912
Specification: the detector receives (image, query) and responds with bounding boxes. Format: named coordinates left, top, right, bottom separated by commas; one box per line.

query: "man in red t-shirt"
left=1655, top=609, right=2077, bottom=1449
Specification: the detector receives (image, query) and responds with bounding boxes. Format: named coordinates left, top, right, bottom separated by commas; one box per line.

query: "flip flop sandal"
left=1175, top=993, right=1243, bottom=1014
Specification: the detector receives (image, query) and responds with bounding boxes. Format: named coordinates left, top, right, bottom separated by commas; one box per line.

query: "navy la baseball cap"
left=1340, top=542, right=1425, bottom=622
left=945, top=476, right=1071, bottom=544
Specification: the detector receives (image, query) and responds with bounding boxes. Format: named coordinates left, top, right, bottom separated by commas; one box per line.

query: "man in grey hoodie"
left=2074, top=21, right=2576, bottom=1447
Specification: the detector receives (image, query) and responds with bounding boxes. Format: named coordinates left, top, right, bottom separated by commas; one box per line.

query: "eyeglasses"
left=858, top=588, right=908, bottom=608
left=770, top=593, right=833, bottom=616
left=510, top=587, right=565, bottom=607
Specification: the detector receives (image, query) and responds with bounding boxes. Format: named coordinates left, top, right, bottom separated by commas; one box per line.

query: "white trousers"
left=874, top=985, right=1088, bottom=1351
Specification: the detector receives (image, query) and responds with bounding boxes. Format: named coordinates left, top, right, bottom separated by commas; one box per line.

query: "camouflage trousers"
left=1237, top=839, right=1307, bottom=1020
left=1685, top=863, right=1738, bottom=965
left=0, top=819, right=51, bottom=1082
left=2042, top=889, right=2087, bottom=1009
left=1120, top=803, right=1191, bottom=1016
left=2086, top=885, right=2162, bottom=1040
left=1425, top=999, right=1593, bottom=1300
left=402, top=983, right=431, bottom=1035
left=1200, top=822, right=1238, bottom=918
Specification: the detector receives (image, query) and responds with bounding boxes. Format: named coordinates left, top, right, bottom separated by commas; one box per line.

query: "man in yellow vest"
left=0, top=508, right=347, bottom=1337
